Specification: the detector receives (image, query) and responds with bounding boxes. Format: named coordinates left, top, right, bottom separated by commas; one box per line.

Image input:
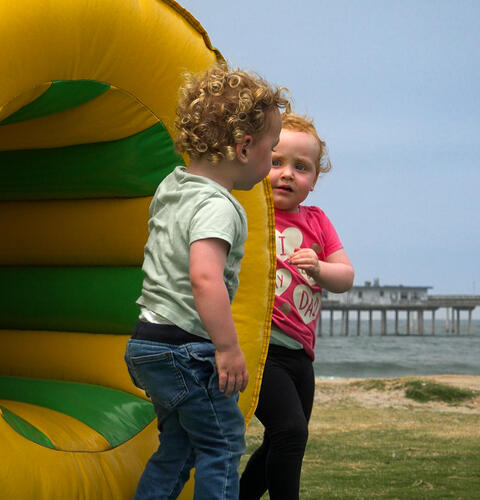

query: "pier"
left=318, top=281, right=480, bottom=337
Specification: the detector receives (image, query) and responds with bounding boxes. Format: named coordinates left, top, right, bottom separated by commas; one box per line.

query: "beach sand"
left=314, top=375, right=480, bottom=414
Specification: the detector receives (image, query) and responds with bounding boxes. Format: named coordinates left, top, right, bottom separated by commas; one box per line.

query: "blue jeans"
left=125, top=338, right=246, bottom=500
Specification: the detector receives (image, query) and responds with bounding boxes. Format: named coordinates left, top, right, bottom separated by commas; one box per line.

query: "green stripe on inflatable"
left=0, top=267, right=143, bottom=334
left=0, top=80, right=110, bottom=126
left=0, top=122, right=184, bottom=200
left=0, top=376, right=155, bottom=448
left=0, top=404, right=56, bottom=449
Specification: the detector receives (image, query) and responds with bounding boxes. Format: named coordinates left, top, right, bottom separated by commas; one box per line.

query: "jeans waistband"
left=132, top=320, right=211, bottom=345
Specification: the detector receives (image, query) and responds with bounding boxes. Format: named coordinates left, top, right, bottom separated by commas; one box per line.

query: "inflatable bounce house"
left=0, top=1, right=276, bottom=498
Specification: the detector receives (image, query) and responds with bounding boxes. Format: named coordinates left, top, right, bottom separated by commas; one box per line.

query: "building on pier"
left=326, top=279, right=431, bottom=306
left=319, top=279, right=480, bottom=336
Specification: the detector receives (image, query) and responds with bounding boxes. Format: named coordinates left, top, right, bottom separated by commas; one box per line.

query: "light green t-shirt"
left=137, top=166, right=248, bottom=339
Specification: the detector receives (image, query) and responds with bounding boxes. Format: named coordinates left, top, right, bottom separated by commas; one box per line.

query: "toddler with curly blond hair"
left=124, top=62, right=289, bottom=500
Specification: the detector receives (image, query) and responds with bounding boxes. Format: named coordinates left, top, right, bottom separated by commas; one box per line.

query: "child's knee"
left=270, top=422, right=308, bottom=455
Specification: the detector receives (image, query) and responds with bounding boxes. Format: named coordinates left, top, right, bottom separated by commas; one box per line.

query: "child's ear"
left=235, top=135, right=253, bottom=163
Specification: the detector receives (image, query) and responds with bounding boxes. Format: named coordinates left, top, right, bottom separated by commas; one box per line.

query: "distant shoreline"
left=315, top=374, right=480, bottom=391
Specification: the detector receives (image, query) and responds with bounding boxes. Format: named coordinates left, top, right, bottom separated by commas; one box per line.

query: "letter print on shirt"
left=275, top=227, right=301, bottom=297
left=276, top=268, right=292, bottom=296
left=275, top=225, right=321, bottom=323
left=293, top=284, right=321, bottom=324
left=275, top=227, right=302, bottom=261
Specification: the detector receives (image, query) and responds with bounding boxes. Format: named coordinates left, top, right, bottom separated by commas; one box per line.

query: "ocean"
left=313, top=319, right=480, bottom=379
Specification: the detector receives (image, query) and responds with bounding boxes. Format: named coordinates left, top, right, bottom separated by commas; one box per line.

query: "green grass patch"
left=301, top=424, right=480, bottom=499
left=350, top=379, right=387, bottom=391
left=242, top=386, right=480, bottom=499
left=404, top=379, right=477, bottom=404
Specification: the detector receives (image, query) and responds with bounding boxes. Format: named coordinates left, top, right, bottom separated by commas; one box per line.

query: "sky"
left=179, top=0, right=480, bottom=299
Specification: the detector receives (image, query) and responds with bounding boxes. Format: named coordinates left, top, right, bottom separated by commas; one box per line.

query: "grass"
left=350, top=378, right=478, bottom=404
left=241, top=379, right=480, bottom=499
left=350, top=379, right=388, bottom=391
left=403, top=380, right=477, bottom=404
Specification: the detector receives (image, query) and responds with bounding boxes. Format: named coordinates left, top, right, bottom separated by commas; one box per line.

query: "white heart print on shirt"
left=275, top=227, right=303, bottom=261
left=275, top=268, right=292, bottom=296
left=293, top=284, right=321, bottom=324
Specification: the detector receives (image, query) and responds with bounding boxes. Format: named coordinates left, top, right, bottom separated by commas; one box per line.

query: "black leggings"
left=239, top=344, right=315, bottom=500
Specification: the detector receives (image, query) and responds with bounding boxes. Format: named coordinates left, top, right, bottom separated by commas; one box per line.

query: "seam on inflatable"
left=244, top=178, right=276, bottom=425
left=0, top=82, right=161, bottom=134
left=0, top=83, right=52, bottom=124
left=161, top=0, right=225, bottom=63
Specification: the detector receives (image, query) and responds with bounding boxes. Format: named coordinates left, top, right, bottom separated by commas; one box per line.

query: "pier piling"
left=318, top=295, right=479, bottom=337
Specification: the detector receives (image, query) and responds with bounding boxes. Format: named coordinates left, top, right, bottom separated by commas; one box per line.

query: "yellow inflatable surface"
left=0, top=1, right=275, bottom=498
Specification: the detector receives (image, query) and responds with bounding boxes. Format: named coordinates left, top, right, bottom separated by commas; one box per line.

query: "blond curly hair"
left=175, top=63, right=290, bottom=164
left=281, top=112, right=332, bottom=175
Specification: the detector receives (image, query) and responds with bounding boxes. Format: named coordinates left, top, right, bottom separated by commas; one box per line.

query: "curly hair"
left=175, top=63, right=290, bottom=164
left=281, top=112, right=332, bottom=175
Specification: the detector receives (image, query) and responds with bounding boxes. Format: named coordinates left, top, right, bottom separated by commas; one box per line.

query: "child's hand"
left=288, top=247, right=321, bottom=282
left=215, top=344, right=249, bottom=396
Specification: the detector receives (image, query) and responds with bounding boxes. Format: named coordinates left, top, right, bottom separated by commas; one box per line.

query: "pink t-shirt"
left=272, top=206, right=343, bottom=359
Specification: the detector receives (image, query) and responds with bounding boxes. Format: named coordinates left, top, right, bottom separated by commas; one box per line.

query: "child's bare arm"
left=289, top=248, right=354, bottom=293
left=190, top=238, right=249, bottom=396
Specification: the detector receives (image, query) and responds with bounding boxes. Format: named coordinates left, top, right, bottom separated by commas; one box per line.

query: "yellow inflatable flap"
left=0, top=0, right=275, bottom=498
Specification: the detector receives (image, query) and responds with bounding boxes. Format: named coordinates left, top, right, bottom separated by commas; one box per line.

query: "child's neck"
left=186, top=158, right=237, bottom=191
left=275, top=205, right=301, bottom=213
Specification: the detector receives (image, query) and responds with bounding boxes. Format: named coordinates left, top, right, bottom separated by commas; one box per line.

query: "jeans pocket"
left=124, top=357, right=142, bottom=389
left=188, top=346, right=218, bottom=389
left=130, top=351, right=188, bottom=409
